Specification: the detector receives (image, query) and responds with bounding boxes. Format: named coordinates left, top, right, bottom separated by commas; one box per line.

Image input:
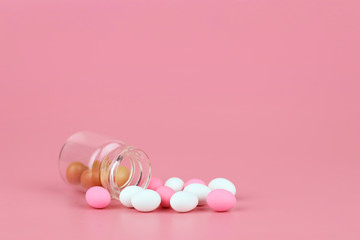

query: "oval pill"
left=119, top=186, right=144, bottom=208
left=147, top=177, right=164, bottom=191
left=165, top=177, right=184, bottom=192
left=85, top=186, right=111, bottom=209
left=184, top=179, right=206, bottom=188
left=156, top=186, right=175, bottom=208
left=131, top=189, right=161, bottom=212
left=115, top=166, right=130, bottom=187
left=184, top=183, right=211, bottom=205
left=208, top=178, right=236, bottom=195
left=66, top=162, right=88, bottom=185
left=207, top=189, right=236, bottom=212
left=170, top=191, right=198, bottom=212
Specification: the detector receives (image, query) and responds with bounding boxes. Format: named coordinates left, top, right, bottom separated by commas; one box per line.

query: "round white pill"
left=183, top=183, right=211, bottom=205
left=119, top=186, right=144, bottom=207
left=170, top=191, right=198, bottom=212
left=131, top=189, right=161, bottom=212
left=165, top=177, right=184, bottom=192
left=208, top=178, right=236, bottom=195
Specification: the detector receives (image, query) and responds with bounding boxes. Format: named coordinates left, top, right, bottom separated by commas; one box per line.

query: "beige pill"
left=66, top=162, right=88, bottom=185
left=116, top=166, right=130, bottom=187
left=80, top=169, right=101, bottom=190
left=91, top=160, right=101, bottom=170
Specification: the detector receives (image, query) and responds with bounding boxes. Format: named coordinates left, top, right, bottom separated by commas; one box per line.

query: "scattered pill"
left=156, top=186, right=175, bottom=208
left=165, top=177, right=184, bottom=192
left=131, top=189, right=161, bottom=212
left=66, top=162, right=88, bottom=185
left=147, top=177, right=164, bottom=190
left=184, top=179, right=206, bottom=188
left=208, top=178, right=236, bottom=195
left=115, top=166, right=130, bottom=187
left=85, top=186, right=111, bottom=209
left=206, top=189, right=236, bottom=212
left=119, top=186, right=144, bottom=207
left=183, top=183, right=211, bottom=205
left=69, top=162, right=238, bottom=213
left=170, top=191, right=198, bottom=212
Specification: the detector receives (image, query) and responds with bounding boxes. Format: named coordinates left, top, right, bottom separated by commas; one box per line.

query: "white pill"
left=165, top=177, right=184, bottom=192
left=119, top=186, right=144, bottom=207
left=170, top=191, right=198, bottom=212
left=208, top=178, right=236, bottom=195
left=131, top=189, right=161, bottom=212
left=183, top=183, right=211, bottom=205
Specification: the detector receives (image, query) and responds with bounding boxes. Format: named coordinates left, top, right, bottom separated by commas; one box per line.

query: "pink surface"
left=1, top=0, right=360, bottom=239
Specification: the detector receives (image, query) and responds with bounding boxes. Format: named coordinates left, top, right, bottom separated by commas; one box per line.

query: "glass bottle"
left=58, top=131, right=151, bottom=199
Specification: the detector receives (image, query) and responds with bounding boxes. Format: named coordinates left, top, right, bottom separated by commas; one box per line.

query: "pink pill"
left=156, top=186, right=175, bottom=208
left=184, top=179, right=206, bottom=188
left=85, top=186, right=111, bottom=209
left=147, top=177, right=164, bottom=190
left=206, top=189, right=236, bottom=212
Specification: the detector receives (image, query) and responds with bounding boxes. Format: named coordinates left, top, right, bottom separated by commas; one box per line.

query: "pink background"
left=1, top=0, right=360, bottom=239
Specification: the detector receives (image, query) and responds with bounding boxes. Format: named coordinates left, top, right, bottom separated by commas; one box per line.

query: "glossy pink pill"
left=85, top=186, right=111, bottom=209
left=147, top=177, right=164, bottom=191
left=156, top=186, right=175, bottom=208
left=184, top=179, right=206, bottom=188
left=206, top=189, right=236, bottom=212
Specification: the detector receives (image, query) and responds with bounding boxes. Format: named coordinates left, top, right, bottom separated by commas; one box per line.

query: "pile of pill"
left=85, top=176, right=237, bottom=212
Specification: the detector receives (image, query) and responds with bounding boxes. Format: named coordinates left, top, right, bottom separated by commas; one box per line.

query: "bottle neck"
left=99, top=145, right=151, bottom=199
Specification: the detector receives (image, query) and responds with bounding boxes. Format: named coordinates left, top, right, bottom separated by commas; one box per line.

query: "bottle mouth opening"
left=100, top=146, right=151, bottom=199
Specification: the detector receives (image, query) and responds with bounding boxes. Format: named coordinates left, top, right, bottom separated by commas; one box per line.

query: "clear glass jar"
left=58, top=131, right=151, bottom=199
